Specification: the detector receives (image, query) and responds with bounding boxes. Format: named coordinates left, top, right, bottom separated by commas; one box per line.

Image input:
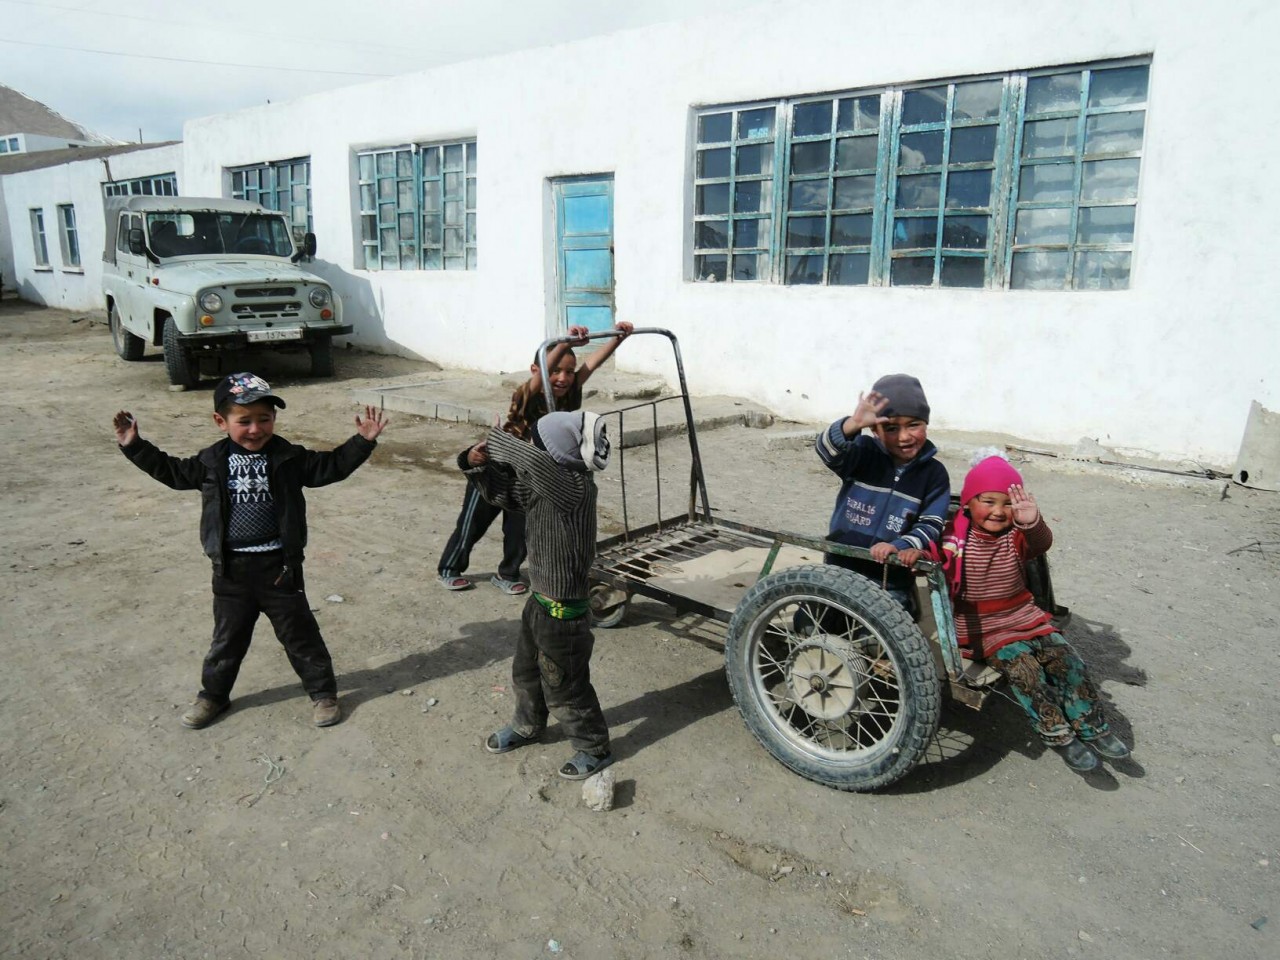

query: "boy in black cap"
left=112, top=372, right=387, bottom=729
left=459, top=410, right=614, bottom=780
left=815, top=374, right=951, bottom=609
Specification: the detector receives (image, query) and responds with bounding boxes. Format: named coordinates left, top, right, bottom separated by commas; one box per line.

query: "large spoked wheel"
left=725, top=564, right=940, bottom=792
left=110, top=303, right=144, bottom=361
left=162, top=316, right=198, bottom=389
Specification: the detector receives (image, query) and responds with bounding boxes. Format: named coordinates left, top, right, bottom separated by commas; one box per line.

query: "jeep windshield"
left=146, top=212, right=295, bottom=259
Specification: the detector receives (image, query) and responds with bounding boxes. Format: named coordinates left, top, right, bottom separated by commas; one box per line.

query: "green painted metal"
left=230, top=158, right=312, bottom=239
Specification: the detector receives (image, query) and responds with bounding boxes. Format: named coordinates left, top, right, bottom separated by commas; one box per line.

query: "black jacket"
left=121, top=433, right=376, bottom=571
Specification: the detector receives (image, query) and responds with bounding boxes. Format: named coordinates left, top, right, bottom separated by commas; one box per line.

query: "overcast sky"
left=1, top=0, right=743, bottom=143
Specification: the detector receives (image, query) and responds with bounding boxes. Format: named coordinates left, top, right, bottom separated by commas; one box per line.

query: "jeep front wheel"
left=162, top=316, right=198, bottom=389
left=110, top=303, right=145, bottom=361
left=309, top=336, right=335, bottom=378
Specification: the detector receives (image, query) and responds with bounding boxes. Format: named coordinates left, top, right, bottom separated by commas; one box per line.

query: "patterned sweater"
left=461, top=429, right=596, bottom=601
left=943, top=517, right=1056, bottom=659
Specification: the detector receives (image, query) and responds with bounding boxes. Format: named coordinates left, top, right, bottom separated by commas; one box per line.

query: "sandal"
left=439, top=574, right=474, bottom=591
left=485, top=726, right=542, bottom=754
left=558, top=750, right=614, bottom=781
left=490, top=576, right=528, bottom=596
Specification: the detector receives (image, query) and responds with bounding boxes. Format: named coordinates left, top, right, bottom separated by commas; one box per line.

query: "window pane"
left=738, top=107, right=775, bottom=138
left=890, top=257, right=935, bottom=286
left=397, top=151, right=414, bottom=177
left=1088, top=66, right=1149, bottom=108
left=832, top=214, right=872, bottom=246
left=422, top=216, right=442, bottom=244
left=949, top=125, right=997, bottom=164
left=1077, top=205, right=1135, bottom=244
left=466, top=179, right=476, bottom=208
left=837, top=96, right=880, bottom=133
left=733, top=253, right=766, bottom=280
left=735, top=180, right=770, bottom=213
left=699, top=112, right=732, bottom=143
left=444, top=227, right=463, bottom=255
left=423, top=249, right=442, bottom=269
left=444, top=144, right=464, bottom=170
left=833, top=175, right=875, bottom=209
left=1075, top=250, right=1131, bottom=289
left=1015, top=207, right=1071, bottom=245
left=941, top=257, right=985, bottom=287
left=794, top=100, right=833, bottom=136
left=444, top=172, right=463, bottom=197
left=1084, top=111, right=1145, bottom=155
left=1022, top=118, right=1078, bottom=159
left=946, top=169, right=992, bottom=209
left=1026, top=73, right=1081, bottom=115
left=444, top=201, right=463, bottom=225
left=361, top=215, right=376, bottom=242
left=953, top=80, right=1002, bottom=120
left=467, top=247, right=477, bottom=269
left=790, top=140, right=829, bottom=175
left=1081, top=158, right=1140, bottom=201
left=835, top=136, right=878, bottom=172
left=380, top=227, right=396, bottom=251
left=697, top=183, right=730, bottom=215
left=696, top=254, right=727, bottom=281
left=397, top=181, right=414, bottom=207
left=942, top=215, right=989, bottom=249
left=379, top=202, right=395, bottom=223
left=785, top=254, right=823, bottom=284
left=398, top=213, right=415, bottom=237
left=736, top=143, right=772, bottom=176
left=466, top=213, right=476, bottom=243
left=1010, top=250, right=1070, bottom=289
left=695, top=220, right=729, bottom=249
left=364, top=245, right=378, bottom=269
left=1018, top=162, right=1075, bottom=203
left=901, top=86, right=947, bottom=126
left=734, top=218, right=768, bottom=247
left=786, top=216, right=826, bottom=247
left=378, top=178, right=394, bottom=200
left=789, top=180, right=828, bottom=211
left=232, top=171, right=244, bottom=192
left=422, top=149, right=440, bottom=178
left=376, top=153, right=393, bottom=177
left=892, top=217, right=937, bottom=250
left=829, top=253, right=870, bottom=285
left=698, top=148, right=730, bottom=178
left=895, top=174, right=940, bottom=210
left=422, top=189, right=441, bottom=213
left=467, top=143, right=478, bottom=174
left=899, top=131, right=944, bottom=169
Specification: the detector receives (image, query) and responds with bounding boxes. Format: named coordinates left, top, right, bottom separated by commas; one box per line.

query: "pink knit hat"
left=960, top=456, right=1023, bottom=505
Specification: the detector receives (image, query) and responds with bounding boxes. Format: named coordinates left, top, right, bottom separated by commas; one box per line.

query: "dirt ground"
left=1, top=300, right=1277, bottom=960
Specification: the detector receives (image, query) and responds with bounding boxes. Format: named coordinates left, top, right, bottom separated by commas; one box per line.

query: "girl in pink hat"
left=936, top=454, right=1130, bottom=772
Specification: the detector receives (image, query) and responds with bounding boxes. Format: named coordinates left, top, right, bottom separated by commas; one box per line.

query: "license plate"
left=247, top=327, right=303, bottom=343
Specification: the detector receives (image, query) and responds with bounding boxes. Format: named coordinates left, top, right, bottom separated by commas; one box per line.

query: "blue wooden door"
left=553, top=175, right=615, bottom=333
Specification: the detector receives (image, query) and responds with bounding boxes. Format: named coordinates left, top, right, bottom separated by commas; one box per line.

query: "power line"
left=0, top=37, right=394, bottom=77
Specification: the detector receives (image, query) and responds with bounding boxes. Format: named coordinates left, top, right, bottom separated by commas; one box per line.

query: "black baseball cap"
left=214, top=372, right=287, bottom=410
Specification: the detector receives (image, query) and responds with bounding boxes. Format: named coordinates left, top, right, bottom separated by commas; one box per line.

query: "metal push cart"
left=536, top=329, right=1061, bottom=792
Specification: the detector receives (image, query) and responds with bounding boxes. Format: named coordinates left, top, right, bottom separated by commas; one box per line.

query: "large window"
left=103, top=173, right=178, bottom=198
left=230, top=158, right=311, bottom=239
left=356, top=140, right=476, bottom=271
left=57, top=204, right=81, bottom=268
left=692, top=58, right=1149, bottom=290
left=30, top=209, right=49, bottom=267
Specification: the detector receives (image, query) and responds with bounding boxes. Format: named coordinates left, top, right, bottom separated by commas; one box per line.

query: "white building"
left=7, top=1, right=1279, bottom=465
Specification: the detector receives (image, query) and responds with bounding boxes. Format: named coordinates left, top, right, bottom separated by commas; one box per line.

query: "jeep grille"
left=232, top=302, right=303, bottom=319
left=236, top=286, right=297, bottom=297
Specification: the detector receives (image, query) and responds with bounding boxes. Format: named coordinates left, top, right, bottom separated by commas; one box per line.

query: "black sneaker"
left=1053, top=738, right=1098, bottom=771
left=1090, top=732, right=1131, bottom=760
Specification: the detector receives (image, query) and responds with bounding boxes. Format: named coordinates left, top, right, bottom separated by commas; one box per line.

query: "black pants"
left=201, top=552, right=336, bottom=705
left=511, top=598, right=609, bottom=756
left=437, top=480, right=526, bottom=581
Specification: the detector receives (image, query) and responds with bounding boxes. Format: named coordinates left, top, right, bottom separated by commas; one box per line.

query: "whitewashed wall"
left=189, top=1, right=1277, bottom=462
left=0, top=144, right=183, bottom=311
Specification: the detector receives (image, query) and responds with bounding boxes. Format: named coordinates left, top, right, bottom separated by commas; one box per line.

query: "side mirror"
left=303, top=232, right=317, bottom=257
left=128, top=228, right=146, bottom=256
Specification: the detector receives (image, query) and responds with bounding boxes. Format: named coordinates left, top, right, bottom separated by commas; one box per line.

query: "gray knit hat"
left=534, top=411, right=610, bottom=472
left=872, top=374, right=930, bottom=423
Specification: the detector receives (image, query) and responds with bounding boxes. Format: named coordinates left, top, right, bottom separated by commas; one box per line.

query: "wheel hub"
left=785, top=639, right=870, bottom=721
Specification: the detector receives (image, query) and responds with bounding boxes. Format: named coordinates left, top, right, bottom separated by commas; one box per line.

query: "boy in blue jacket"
left=815, top=374, right=950, bottom=610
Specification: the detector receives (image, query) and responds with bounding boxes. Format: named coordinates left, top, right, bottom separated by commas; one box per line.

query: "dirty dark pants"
left=199, top=551, right=337, bottom=706
left=510, top=597, right=609, bottom=756
left=437, top=481, right=526, bottom=581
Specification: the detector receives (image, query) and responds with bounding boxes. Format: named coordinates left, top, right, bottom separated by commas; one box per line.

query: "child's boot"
left=182, top=697, right=229, bottom=729
left=1053, top=737, right=1098, bottom=772
left=1090, top=732, right=1130, bottom=760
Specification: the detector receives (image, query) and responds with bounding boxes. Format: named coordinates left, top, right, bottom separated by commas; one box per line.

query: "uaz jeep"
left=102, top=196, right=351, bottom=387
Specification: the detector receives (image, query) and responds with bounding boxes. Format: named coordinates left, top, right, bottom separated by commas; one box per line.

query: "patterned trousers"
left=991, top=632, right=1109, bottom=746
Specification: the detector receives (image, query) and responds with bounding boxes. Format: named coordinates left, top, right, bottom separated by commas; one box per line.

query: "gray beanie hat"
left=534, top=411, right=610, bottom=472
left=872, top=373, right=930, bottom=423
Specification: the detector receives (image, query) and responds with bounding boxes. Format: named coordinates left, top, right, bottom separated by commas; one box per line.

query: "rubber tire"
left=725, top=564, right=940, bottom=792
left=310, top=336, right=335, bottom=378
left=162, top=316, right=198, bottom=389
left=110, top=303, right=144, bottom=361
left=589, top=582, right=629, bottom=629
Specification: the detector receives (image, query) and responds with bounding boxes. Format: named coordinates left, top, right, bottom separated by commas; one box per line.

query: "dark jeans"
left=201, top=551, right=336, bottom=705
left=510, top=597, right=609, bottom=756
left=437, top=481, right=526, bottom=581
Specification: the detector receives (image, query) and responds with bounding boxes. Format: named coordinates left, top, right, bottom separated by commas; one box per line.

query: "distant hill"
left=0, top=83, right=120, bottom=144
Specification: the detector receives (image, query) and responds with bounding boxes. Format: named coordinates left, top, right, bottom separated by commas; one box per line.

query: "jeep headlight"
left=198, top=291, right=223, bottom=312
left=308, top=288, right=331, bottom=309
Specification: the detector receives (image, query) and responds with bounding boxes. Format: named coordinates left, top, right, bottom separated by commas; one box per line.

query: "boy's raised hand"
left=844, top=390, right=890, bottom=435
left=112, top=410, right=138, bottom=446
left=354, top=405, right=388, bottom=441
left=567, top=324, right=591, bottom=346
left=1009, top=483, right=1040, bottom=527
